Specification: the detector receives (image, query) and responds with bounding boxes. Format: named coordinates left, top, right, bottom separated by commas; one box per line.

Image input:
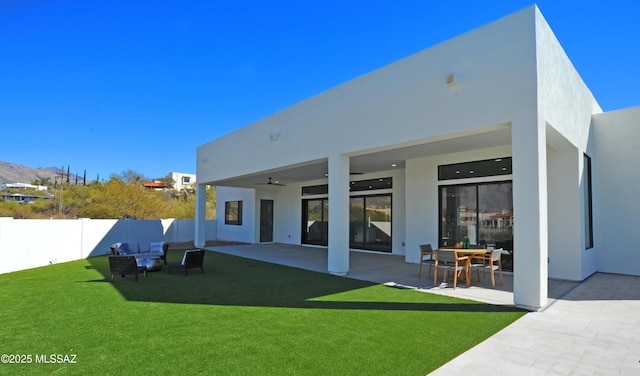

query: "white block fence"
left=0, top=217, right=217, bottom=275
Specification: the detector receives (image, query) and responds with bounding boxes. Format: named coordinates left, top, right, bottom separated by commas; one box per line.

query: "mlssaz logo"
left=36, top=354, right=77, bottom=364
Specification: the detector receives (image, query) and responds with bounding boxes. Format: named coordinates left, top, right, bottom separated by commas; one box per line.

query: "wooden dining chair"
left=433, top=249, right=469, bottom=290
left=470, top=248, right=503, bottom=288
left=417, top=244, right=435, bottom=277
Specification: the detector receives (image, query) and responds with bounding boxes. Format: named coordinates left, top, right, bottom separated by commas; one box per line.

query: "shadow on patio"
left=86, top=245, right=523, bottom=313
left=209, top=243, right=578, bottom=307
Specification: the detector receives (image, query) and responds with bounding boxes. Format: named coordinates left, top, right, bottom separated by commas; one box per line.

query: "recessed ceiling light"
left=495, top=158, right=502, bottom=162
left=469, top=170, right=474, bottom=174
left=391, top=163, right=397, bottom=167
left=502, top=167, right=507, bottom=171
left=455, top=170, right=460, bottom=174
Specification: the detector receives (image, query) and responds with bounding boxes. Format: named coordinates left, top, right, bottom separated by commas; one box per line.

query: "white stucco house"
left=194, top=5, right=640, bottom=311
left=171, top=172, right=196, bottom=192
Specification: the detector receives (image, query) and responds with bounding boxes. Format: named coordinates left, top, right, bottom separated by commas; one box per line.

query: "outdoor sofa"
left=110, top=241, right=169, bottom=265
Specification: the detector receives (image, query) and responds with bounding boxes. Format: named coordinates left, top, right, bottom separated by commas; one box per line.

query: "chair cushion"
left=149, top=242, right=164, bottom=254
left=119, top=243, right=131, bottom=255
left=139, top=242, right=151, bottom=253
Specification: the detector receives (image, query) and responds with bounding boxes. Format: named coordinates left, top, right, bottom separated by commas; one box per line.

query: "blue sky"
left=1, top=1, right=638, bottom=181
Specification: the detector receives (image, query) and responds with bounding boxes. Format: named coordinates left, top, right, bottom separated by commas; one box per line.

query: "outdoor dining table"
left=436, top=248, right=490, bottom=284
left=437, top=248, right=489, bottom=257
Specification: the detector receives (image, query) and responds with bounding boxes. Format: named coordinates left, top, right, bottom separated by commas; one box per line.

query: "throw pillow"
left=119, top=243, right=131, bottom=255
left=150, top=242, right=164, bottom=253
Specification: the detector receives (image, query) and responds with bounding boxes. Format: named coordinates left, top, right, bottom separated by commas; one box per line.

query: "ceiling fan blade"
left=256, top=177, right=286, bottom=186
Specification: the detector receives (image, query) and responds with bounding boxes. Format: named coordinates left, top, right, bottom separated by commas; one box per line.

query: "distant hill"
left=0, top=161, right=80, bottom=185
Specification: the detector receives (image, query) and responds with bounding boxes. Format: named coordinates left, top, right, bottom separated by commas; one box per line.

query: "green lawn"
left=0, top=249, right=525, bottom=375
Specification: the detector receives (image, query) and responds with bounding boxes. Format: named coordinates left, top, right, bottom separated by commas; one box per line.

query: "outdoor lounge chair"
left=168, top=249, right=205, bottom=276
left=108, top=255, right=147, bottom=282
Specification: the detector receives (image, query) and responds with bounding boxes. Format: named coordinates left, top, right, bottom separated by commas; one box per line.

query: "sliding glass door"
left=302, top=199, right=328, bottom=245
left=349, top=195, right=392, bottom=252
left=439, top=182, right=513, bottom=249
left=302, top=194, right=392, bottom=252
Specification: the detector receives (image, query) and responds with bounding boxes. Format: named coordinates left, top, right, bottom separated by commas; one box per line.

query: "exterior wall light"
left=447, top=74, right=457, bottom=85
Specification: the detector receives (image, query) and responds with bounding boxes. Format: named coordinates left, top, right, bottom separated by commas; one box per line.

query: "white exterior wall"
left=197, top=7, right=539, bottom=185
left=216, top=186, right=256, bottom=243
left=592, top=107, right=640, bottom=276
left=171, top=172, right=196, bottom=192
left=535, top=8, right=602, bottom=282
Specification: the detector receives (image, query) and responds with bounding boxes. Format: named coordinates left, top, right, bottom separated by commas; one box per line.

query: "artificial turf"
left=0, top=249, right=525, bottom=375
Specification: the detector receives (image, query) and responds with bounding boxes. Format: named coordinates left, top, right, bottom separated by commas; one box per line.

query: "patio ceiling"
left=213, top=125, right=512, bottom=188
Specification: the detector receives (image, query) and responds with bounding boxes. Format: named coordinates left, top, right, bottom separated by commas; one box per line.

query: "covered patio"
left=195, top=6, right=607, bottom=311
left=205, top=243, right=577, bottom=307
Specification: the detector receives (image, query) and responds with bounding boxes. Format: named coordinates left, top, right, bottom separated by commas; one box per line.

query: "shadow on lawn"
left=87, top=250, right=522, bottom=313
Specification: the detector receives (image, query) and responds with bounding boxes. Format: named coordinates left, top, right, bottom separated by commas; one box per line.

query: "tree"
left=156, top=173, right=175, bottom=185
left=113, top=169, right=148, bottom=185
left=78, top=178, right=170, bottom=219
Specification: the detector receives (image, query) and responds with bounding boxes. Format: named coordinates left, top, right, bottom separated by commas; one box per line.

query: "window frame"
left=583, top=154, right=594, bottom=249
left=224, top=200, right=243, bottom=225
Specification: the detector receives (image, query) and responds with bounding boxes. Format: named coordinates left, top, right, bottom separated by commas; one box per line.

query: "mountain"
left=0, top=161, right=78, bottom=185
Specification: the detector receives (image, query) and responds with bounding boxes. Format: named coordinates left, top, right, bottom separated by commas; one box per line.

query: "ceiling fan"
left=256, top=177, right=286, bottom=186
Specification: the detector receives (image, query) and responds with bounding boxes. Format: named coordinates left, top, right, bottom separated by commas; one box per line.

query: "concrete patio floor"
left=205, top=243, right=575, bottom=307
left=205, top=243, right=640, bottom=375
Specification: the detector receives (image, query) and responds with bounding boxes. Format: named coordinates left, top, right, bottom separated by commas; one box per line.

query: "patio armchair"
left=417, top=244, right=435, bottom=277
left=168, top=249, right=205, bottom=276
left=433, top=249, right=469, bottom=290
left=108, top=255, right=147, bottom=282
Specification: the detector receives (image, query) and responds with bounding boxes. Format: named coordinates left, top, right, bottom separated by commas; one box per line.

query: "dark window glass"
left=302, top=184, right=329, bottom=196
left=302, top=199, right=328, bottom=245
left=439, top=182, right=513, bottom=271
left=302, top=177, right=392, bottom=195
left=583, top=154, right=594, bottom=249
left=439, top=157, right=512, bottom=180
left=349, top=194, right=392, bottom=252
left=349, top=177, right=392, bottom=192
left=224, top=201, right=243, bottom=225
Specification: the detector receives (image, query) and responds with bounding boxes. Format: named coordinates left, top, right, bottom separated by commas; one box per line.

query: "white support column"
left=512, top=119, right=548, bottom=310
left=194, top=183, right=207, bottom=248
left=328, top=154, right=350, bottom=275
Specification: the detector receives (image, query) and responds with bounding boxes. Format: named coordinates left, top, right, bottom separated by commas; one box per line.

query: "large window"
left=302, top=195, right=392, bottom=252
left=439, top=182, right=513, bottom=269
left=302, top=199, right=328, bottom=245
left=224, top=201, right=243, bottom=225
left=583, top=154, right=593, bottom=249
left=301, top=178, right=393, bottom=252
left=349, top=195, right=392, bottom=252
